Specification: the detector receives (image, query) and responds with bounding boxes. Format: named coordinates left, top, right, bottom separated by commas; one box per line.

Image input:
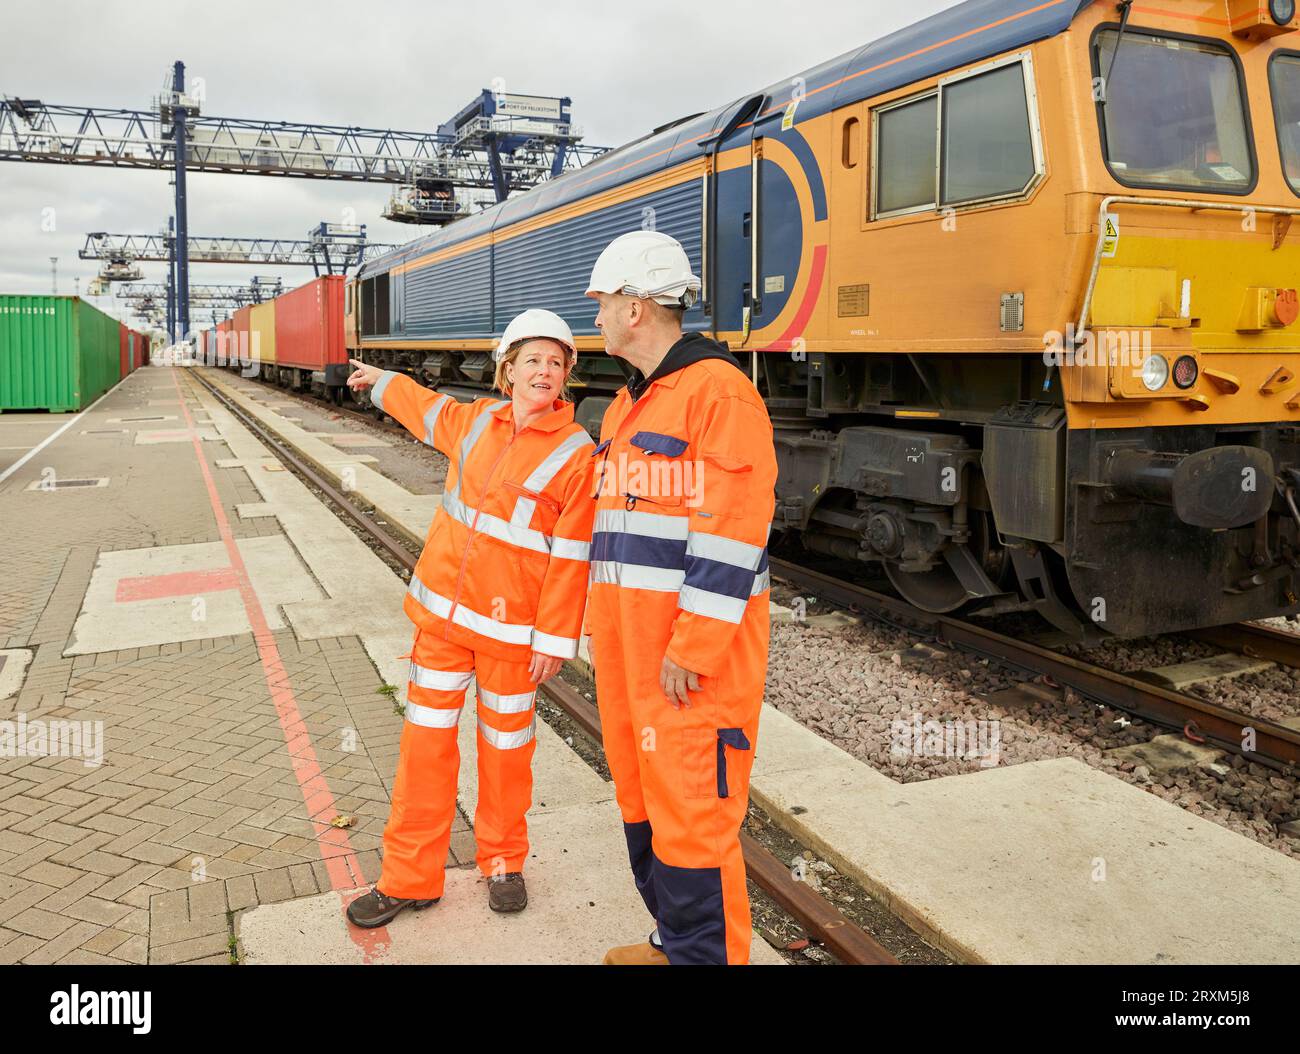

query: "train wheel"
left=884, top=510, right=1008, bottom=614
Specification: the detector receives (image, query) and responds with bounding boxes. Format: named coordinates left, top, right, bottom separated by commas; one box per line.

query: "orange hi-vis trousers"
left=378, top=630, right=538, bottom=901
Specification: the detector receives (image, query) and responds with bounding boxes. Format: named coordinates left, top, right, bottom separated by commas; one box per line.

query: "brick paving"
left=0, top=369, right=472, bottom=964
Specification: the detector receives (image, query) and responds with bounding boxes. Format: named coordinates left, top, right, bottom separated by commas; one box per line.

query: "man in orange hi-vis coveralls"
left=342, top=309, right=595, bottom=927
left=584, top=231, right=778, bottom=965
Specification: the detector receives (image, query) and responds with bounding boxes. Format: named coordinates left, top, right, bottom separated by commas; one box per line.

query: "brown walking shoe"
left=487, top=872, right=528, bottom=913
left=345, top=886, right=438, bottom=929
left=603, top=937, right=670, bottom=965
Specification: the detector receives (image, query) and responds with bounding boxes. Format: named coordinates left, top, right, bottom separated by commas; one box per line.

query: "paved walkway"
left=0, top=366, right=779, bottom=965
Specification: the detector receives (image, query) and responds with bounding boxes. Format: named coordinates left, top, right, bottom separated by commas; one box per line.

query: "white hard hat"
left=494, top=308, right=577, bottom=363
left=585, top=230, right=701, bottom=309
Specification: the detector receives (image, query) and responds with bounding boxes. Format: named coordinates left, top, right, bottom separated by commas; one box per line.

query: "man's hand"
left=528, top=652, right=563, bottom=684
left=347, top=358, right=384, bottom=391
left=660, top=655, right=701, bottom=709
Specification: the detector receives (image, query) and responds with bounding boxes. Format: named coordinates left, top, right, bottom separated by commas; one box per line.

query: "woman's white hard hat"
left=494, top=308, right=577, bottom=363
left=585, top=230, right=702, bottom=308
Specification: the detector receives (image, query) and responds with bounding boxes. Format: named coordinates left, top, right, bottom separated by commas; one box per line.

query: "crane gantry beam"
left=0, top=95, right=606, bottom=188
left=115, top=281, right=281, bottom=305
left=80, top=228, right=394, bottom=271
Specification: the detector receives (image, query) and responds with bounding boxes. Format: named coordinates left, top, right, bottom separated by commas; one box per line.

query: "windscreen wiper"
left=1101, top=0, right=1135, bottom=107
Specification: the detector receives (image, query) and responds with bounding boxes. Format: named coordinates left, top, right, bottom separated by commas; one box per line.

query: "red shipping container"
left=231, top=306, right=252, bottom=365
left=118, top=322, right=130, bottom=378
left=274, top=277, right=347, bottom=383
left=217, top=318, right=235, bottom=368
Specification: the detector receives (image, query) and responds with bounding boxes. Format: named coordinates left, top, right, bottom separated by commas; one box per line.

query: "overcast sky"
left=0, top=0, right=963, bottom=325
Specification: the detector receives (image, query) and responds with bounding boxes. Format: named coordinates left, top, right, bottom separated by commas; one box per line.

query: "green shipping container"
left=0, top=295, right=123, bottom=412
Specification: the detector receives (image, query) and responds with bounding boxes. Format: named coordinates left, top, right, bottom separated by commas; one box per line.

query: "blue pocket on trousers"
left=715, top=728, right=751, bottom=798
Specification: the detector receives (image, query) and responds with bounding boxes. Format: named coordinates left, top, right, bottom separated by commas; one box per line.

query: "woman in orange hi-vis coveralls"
left=342, top=309, right=595, bottom=927
left=584, top=231, right=778, bottom=965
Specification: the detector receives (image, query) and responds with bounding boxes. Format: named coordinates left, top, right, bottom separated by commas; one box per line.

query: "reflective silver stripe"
left=594, top=508, right=689, bottom=540
left=370, top=371, right=395, bottom=413
left=449, top=400, right=509, bottom=502
left=408, top=662, right=473, bottom=692
left=478, top=716, right=536, bottom=749
left=686, top=531, right=765, bottom=571
left=548, top=536, right=590, bottom=561
left=406, top=701, right=462, bottom=729
left=591, top=560, right=684, bottom=592
left=751, top=568, right=771, bottom=595
left=522, top=431, right=593, bottom=492
left=532, top=629, right=578, bottom=658
left=510, top=497, right=537, bottom=529
left=678, top=584, right=748, bottom=624
left=443, top=493, right=551, bottom=554
left=508, top=431, right=592, bottom=529
left=407, top=576, right=534, bottom=645
left=422, top=396, right=449, bottom=446
left=478, top=687, right=535, bottom=714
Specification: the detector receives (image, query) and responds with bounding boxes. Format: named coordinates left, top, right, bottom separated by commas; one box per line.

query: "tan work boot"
left=603, top=935, right=669, bottom=965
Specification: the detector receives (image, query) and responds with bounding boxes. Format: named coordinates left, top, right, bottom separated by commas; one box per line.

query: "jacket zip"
left=444, top=422, right=518, bottom=637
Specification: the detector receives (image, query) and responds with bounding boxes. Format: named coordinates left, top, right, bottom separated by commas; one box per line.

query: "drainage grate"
left=122, top=416, right=167, bottom=422
left=82, top=429, right=129, bottom=435
left=25, top=477, right=110, bottom=491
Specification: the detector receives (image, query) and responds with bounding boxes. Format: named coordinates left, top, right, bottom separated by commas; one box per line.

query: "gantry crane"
left=81, top=222, right=389, bottom=335
left=81, top=226, right=391, bottom=271
left=116, top=279, right=281, bottom=310
left=2, top=62, right=608, bottom=338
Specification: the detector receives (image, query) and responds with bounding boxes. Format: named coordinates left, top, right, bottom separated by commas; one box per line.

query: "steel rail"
left=771, top=558, right=1300, bottom=772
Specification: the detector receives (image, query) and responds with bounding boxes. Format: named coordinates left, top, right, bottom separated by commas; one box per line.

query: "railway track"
left=231, top=368, right=412, bottom=438
left=222, top=367, right=1300, bottom=773
left=190, top=368, right=898, bottom=967
left=771, top=558, right=1300, bottom=774
left=224, top=367, right=1300, bottom=774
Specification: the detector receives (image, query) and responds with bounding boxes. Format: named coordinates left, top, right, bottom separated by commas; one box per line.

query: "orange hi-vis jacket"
left=370, top=371, right=596, bottom=661
left=588, top=347, right=776, bottom=678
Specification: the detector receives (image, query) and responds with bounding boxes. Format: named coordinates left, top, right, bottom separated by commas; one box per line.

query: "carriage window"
left=1271, top=53, right=1300, bottom=195
left=1093, top=30, right=1253, bottom=193
left=941, top=63, right=1036, bottom=205
left=874, top=94, right=938, bottom=216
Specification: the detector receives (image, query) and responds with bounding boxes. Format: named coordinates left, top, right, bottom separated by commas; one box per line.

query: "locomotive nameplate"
left=838, top=283, right=870, bottom=316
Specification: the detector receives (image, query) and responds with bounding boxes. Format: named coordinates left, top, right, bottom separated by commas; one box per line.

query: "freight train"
left=244, top=0, right=1300, bottom=642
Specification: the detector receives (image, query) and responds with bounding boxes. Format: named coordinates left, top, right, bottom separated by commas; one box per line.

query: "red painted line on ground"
left=169, top=369, right=390, bottom=961
left=115, top=567, right=239, bottom=602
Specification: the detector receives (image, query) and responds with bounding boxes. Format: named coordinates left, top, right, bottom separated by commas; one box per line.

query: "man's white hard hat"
left=494, top=308, right=577, bottom=363
left=585, top=230, right=702, bottom=309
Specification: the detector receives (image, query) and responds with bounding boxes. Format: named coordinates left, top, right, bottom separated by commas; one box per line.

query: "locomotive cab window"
left=874, top=94, right=938, bottom=215
left=871, top=54, right=1043, bottom=220
left=1271, top=52, right=1300, bottom=195
left=1092, top=28, right=1254, bottom=194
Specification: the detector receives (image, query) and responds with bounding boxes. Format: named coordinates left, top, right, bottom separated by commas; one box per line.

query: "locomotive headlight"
left=1141, top=354, right=1170, bottom=392
left=1272, top=0, right=1296, bottom=26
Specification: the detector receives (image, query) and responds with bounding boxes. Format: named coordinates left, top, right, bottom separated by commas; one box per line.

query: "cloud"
left=1, top=0, right=963, bottom=318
